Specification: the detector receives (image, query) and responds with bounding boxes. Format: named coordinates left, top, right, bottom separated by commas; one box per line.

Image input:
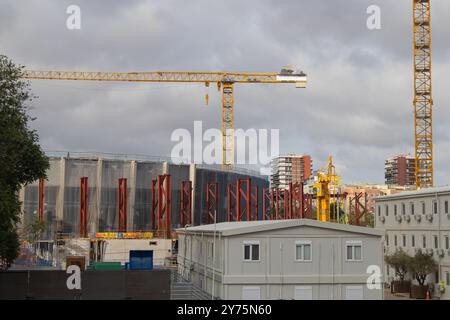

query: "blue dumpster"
left=129, top=250, right=153, bottom=270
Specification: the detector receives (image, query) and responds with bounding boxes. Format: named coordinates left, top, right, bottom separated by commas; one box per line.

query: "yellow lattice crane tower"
left=413, top=0, right=433, bottom=188
left=313, top=156, right=340, bottom=222
left=22, top=68, right=307, bottom=169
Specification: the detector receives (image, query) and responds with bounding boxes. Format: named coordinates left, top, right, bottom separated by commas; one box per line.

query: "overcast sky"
left=1, top=0, right=450, bottom=185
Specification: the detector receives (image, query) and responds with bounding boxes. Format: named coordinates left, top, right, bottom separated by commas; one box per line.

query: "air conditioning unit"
left=379, top=216, right=385, bottom=223
left=414, top=215, right=422, bottom=222
left=404, top=215, right=411, bottom=223
left=395, top=215, right=402, bottom=223
left=426, top=213, right=433, bottom=222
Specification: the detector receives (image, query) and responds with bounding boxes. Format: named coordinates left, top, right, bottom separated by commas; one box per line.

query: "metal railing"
left=169, top=269, right=213, bottom=300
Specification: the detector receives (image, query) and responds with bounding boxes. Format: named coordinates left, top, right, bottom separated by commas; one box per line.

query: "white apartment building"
left=177, top=219, right=383, bottom=300
left=270, top=155, right=312, bottom=189
left=375, top=186, right=450, bottom=299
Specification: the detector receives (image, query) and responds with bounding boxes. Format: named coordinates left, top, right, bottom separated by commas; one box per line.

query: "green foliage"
left=22, top=218, right=48, bottom=244
left=409, top=249, right=438, bottom=286
left=0, top=55, right=49, bottom=268
left=385, top=248, right=412, bottom=281
left=365, top=213, right=374, bottom=228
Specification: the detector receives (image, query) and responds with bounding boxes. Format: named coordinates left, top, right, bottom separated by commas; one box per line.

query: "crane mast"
left=22, top=69, right=307, bottom=169
left=413, top=0, right=433, bottom=188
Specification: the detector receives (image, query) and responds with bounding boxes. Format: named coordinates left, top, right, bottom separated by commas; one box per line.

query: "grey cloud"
left=1, top=0, right=450, bottom=185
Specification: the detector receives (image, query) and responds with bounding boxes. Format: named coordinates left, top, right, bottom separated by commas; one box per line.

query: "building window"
left=445, top=236, right=449, bottom=250
left=243, top=241, right=260, bottom=261
left=410, top=203, right=415, bottom=215
left=394, top=204, right=397, bottom=216
left=412, top=235, right=415, bottom=248
left=386, top=235, right=389, bottom=246
left=394, top=235, right=397, bottom=246
left=402, top=203, right=406, bottom=215
left=446, top=272, right=450, bottom=286
left=445, top=201, right=449, bottom=214
left=385, top=205, right=389, bottom=216
left=378, top=206, right=381, bottom=217
left=402, top=235, right=406, bottom=247
left=433, top=201, right=438, bottom=214
left=294, top=286, right=313, bottom=300
left=422, top=202, right=425, bottom=215
left=295, top=241, right=312, bottom=261
left=434, top=235, right=438, bottom=249
left=346, top=241, right=362, bottom=261
left=423, top=235, right=427, bottom=249
left=242, top=286, right=261, bottom=300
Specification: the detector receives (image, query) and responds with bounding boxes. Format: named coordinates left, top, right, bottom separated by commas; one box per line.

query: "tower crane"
left=22, top=67, right=307, bottom=169
left=413, top=0, right=433, bottom=188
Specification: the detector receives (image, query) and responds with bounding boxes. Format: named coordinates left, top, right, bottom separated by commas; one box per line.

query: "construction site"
left=1, top=0, right=447, bottom=301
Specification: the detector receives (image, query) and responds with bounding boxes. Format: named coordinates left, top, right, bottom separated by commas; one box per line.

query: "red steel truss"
left=228, top=178, right=258, bottom=221
left=180, top=180, right=192, bottom=226
left=80, top=177, right=88, bottom=238
left=206, top=182, right=219, bottom=224
left=303, top=193, right=314, bottom=219
left=227, top=182, right=237, bottom=222
left=251, top=184, right=259, bottom=221
left=262, top=187, right=271, bottom=220
left=348, top=192, right=369, bottom=226
left=118, top=178, right=127, bottom=232
left=290, top=182, right=304, bottom=219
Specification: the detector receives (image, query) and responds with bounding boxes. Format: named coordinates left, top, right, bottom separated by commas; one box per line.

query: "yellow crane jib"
left=22, top=68, right=307, bottom=169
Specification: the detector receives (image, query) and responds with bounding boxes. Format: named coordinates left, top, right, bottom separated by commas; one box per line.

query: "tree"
left=385, top=248, right=411, bottom=282
left=23, top=217, right=48, bottom=244
left=409, top=249, right=438, bottom=286
left=0, top=55, right=49, bottom=268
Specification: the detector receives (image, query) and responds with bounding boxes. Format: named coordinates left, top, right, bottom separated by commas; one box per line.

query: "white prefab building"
left=176, top=219, right=383, bottom=300
left=375, top=187, right=450, bottom=299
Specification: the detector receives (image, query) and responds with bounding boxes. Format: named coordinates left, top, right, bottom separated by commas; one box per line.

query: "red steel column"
left=118, top=178, right=127, bottom=232
left=262, top=187, right=270, bottom=220
left=80, top=177, right=88, bottom=238
left=237, top=178, right=251, bottom=221
left=180, top=181, right=192, bottom=226
left=206, top=182, right=219, bottom=224
left=38, top=177, right=45, bottom=221
left=151, top=179, right=158, bottom=230
left=157, top=174, right=171, bottom=238
left=227, top=183, right=237, bottom=222
left=251, top=185, right=259, bottom=221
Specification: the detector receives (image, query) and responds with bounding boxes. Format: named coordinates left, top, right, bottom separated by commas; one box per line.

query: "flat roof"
left=176, top=219, right=383, bottom=237
left=375, top=186, right=450, bottom=201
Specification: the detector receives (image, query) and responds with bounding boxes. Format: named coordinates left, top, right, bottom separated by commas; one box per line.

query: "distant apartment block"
left=270, top=155, right=312, bottom=189
left=384, top=155, right=416, bottom=187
